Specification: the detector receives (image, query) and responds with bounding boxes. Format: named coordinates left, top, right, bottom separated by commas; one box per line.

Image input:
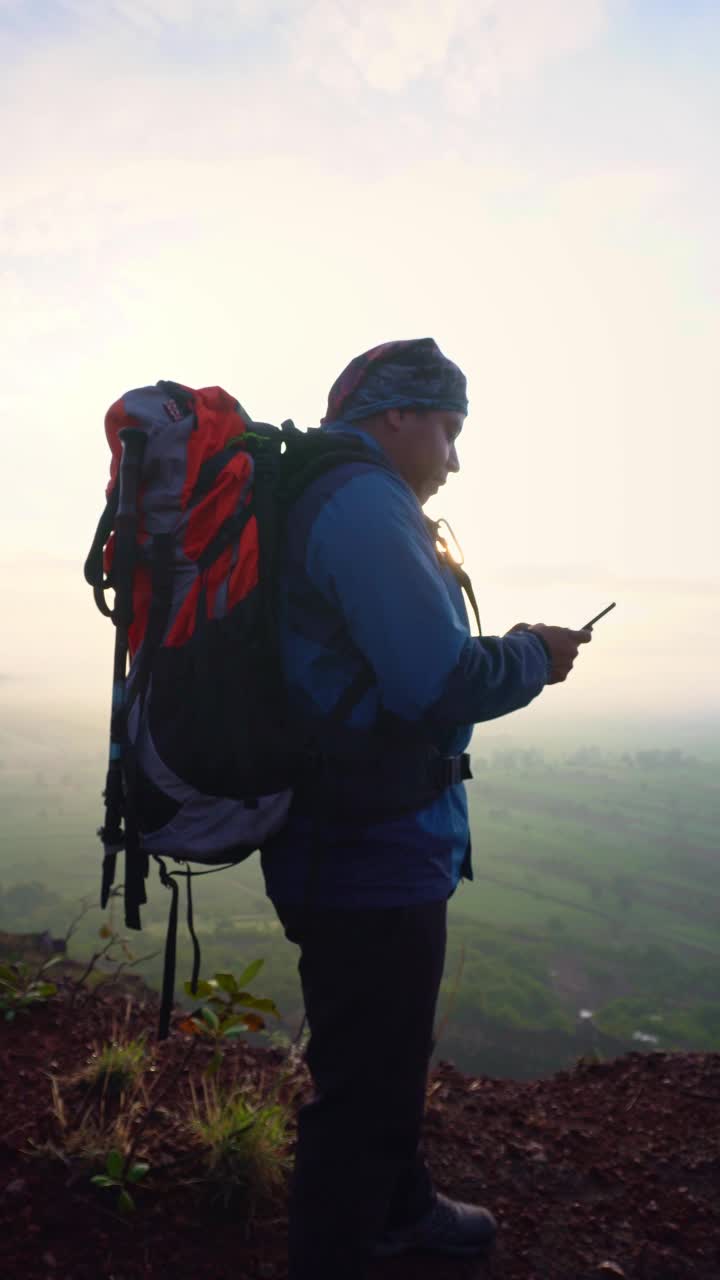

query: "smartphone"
left=582, top=602, right=616, bottom=630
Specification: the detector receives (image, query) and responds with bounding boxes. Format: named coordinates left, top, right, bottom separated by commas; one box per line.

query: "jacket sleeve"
left=305, top=468, right=549, bottom=729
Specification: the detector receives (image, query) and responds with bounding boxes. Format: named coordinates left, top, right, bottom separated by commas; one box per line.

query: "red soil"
left=0, top=982, right=718, bottom=1280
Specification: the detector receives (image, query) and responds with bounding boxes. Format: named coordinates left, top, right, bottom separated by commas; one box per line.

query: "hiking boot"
left=371, top=1191, right=497, bottom=1258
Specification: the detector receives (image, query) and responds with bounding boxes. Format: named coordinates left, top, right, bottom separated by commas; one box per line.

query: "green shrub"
left=188, top=1078, right=289, bottom=1213
left=0, top=960, right=58, bottom=1020
left=179, top=962, right=280, bottom=1075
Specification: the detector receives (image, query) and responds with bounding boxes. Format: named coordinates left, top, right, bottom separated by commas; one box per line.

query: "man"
left=261, top=338, right=590, bottom=1280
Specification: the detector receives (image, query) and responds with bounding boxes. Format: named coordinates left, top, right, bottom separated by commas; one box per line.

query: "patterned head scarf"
left=322, top=337, right=468, bottom=426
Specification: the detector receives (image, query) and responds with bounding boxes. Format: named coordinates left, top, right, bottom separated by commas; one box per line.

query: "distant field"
left=1, top=726, right=719, bottom=1075
left=462, top=750, right=720, bottom=954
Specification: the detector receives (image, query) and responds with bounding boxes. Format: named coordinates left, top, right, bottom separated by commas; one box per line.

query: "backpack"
left=84, top=380, right=384, bottom=1036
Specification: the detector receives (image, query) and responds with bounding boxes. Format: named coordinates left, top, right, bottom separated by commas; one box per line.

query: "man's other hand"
left=522, top=624, right=592, bottom=684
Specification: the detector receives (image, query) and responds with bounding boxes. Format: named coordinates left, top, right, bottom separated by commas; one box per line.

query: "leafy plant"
left=188, top=1077, right=289, bottom=1211
left=179, top=961, right=280, bottom=1075
left=90, top=1148, right=150, bottom=1214
left=0, top=959, right=59, bottom=1021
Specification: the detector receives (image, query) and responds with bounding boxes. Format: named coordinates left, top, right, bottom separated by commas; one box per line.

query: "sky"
left=1, top=0, right=719, bottom=742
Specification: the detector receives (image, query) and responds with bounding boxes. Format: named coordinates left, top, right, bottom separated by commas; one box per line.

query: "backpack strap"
left=97, top=429, right=148, bottom=916
left=84, top=487, right=120, bottom=618
left=449, top=562, right=481, bottom=637
left=119, top=532, right=175, bottom=932
left=278, top=427, right=395, bottom=509
left=327, top=664, right=376, bottom=726
left=129, top=532, right=175, bottom=711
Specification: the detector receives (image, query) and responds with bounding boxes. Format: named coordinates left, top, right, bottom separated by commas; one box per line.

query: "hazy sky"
left=1, top=1, right=718, bottom=733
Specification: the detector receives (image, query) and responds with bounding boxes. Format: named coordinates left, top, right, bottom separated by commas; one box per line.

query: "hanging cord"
left=156, top=856, right=179, bottom=1041
left=185, top=868, right=201, bottom=996
left=430, top=517, right=482, bottom=636
left=154, top=856, right=238, bottom=1041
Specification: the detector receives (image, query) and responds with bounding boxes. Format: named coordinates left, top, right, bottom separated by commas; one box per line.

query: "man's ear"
left=385, top=407, right=408, bottom=433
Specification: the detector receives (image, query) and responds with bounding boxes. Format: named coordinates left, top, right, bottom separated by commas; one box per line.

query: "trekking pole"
left=99, top=428, right=148, bottom=909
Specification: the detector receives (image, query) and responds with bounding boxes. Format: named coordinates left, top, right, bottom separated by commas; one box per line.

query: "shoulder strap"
left=449, top=562, right=482, bottom=637
left=278, top=425, right=394, bottom=510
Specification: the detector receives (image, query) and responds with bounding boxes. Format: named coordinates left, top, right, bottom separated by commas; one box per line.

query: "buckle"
left=437, top=753, right=472, bottom=787
left=439, top=756, right=460, bottom=786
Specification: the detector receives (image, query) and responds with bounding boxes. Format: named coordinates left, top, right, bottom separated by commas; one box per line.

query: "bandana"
left=322, top=337, right=468, bottom=426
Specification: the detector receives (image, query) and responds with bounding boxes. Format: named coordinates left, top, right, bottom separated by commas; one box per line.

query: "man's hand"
left=506, top=622, right=592, bottom=684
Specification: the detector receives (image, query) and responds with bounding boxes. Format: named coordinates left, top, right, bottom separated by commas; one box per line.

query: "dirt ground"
left=0, top=979, right=718, bottom=1280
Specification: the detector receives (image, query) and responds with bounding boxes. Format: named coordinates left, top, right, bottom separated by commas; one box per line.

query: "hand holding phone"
left=526, top=623, right=592, bottom=683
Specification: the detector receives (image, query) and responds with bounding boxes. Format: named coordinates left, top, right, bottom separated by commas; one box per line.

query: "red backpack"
left=85, top=380, right=379, bottom=1034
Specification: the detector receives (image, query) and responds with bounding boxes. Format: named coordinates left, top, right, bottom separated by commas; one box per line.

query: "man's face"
left=390, top=408, right=464, bottom=505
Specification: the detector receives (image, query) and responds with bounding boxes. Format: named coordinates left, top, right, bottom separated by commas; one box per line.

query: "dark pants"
left=275, top=898, right=448, bottom=1280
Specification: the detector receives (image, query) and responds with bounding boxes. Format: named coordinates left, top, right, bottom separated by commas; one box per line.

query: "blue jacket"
left=260, top=424, right=550, bottom=908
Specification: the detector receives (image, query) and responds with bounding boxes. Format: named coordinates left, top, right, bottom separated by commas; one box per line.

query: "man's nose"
left=448, top=444, right=460, bottom=473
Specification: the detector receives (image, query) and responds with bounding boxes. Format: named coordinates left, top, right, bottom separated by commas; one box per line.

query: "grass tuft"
left=38, top=1073, right=149, bottom=1172
left=187, top=1076, right=290, bottom=1214
left=81, top=1036, right=148, bottom=1097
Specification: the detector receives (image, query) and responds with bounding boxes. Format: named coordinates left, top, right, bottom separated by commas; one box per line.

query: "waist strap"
left=295, top=749, right=472, bottom=824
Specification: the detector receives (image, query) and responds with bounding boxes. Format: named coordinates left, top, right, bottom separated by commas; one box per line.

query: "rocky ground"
left=0, top=968, right=718, bottom=1280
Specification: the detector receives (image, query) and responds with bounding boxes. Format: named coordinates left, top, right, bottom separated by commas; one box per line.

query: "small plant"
left=91, top=1148, right=150, bottom=1214
left=68, top=911, right=160, bottom=999
left=188, top=1076, right=289, bottom=1212
left=179, top=961, right=280, bottom=1075
left=36, top=1072, right=147, bottom=1172
left=52, top=894, right=160, bottom=1002
left=0, top=960, right=59, bottom=1021
left=82, top=1036, right=148, bottom=1097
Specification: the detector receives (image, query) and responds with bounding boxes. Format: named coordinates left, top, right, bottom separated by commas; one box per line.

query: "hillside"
left=2, top=736, right=719, bottom=1081
left=1, top=948, right=718, bottom=1280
